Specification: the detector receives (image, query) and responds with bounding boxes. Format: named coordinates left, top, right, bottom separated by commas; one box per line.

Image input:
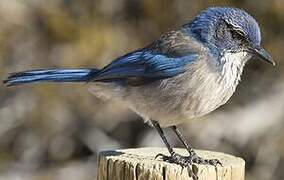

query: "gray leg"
left=171, top=125, right=222, bottom=166
left=152, top=121, right=175, bottom=155
left=152, top=121, right=198, bottom=180
left=171, top=126, right=196, bottom=156
left=152, top=121, right=194, bottom=166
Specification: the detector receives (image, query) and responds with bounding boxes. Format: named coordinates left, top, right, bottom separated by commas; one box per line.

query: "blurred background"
left=0, top=0, right=283, bottom=179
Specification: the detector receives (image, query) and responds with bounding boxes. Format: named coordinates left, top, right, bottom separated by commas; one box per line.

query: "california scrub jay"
left=3, top=7, right=274, bottom=167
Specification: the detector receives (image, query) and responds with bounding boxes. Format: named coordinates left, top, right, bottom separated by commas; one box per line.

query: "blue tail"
left=3, top=68, right=98, bottom=86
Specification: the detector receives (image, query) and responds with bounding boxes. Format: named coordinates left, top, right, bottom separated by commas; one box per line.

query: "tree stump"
left=97, top=147, right=245, bottom=180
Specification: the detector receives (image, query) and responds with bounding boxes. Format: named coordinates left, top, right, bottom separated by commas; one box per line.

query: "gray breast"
left=126, top=52, right=249, bottom=127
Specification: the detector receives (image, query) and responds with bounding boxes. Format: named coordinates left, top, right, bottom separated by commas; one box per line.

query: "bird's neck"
left=218, top=51, right=250, bottom=88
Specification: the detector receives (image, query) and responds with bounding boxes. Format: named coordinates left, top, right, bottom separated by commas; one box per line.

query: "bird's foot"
left=155, top=152, right=222, bottom=180
left=156, top=152, right=198, bottom=179
left=156, top=152, right=191, bottom=166
left=190, top=153, right=222, bottom=166
left=155, top=152, right=222, bottom=166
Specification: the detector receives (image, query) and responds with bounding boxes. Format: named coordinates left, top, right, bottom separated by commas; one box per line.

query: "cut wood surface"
left=97, top=147, right=245, bottom=180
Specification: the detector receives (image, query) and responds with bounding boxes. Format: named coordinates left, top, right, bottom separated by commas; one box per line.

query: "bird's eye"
left=230, top=29, right=246, bottom=41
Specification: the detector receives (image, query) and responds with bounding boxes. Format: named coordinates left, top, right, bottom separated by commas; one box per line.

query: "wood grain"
left=97, top=147, right=245, bottom=180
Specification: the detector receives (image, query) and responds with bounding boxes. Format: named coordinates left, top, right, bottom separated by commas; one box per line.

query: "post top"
left=98, top=147, right=245, bottom=180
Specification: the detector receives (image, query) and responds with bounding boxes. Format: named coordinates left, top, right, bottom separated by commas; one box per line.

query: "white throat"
left=219, top=51, right=250, bottom=87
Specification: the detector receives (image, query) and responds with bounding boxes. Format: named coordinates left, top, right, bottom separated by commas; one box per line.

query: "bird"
left=3, top=7, right=274, bottom=168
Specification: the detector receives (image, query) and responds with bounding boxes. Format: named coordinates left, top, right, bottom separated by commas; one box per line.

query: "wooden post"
left=97, top=147, right=245, bottom=180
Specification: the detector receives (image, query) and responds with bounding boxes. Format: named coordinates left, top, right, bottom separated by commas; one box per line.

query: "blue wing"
left=90, top=49, right=197, bottom=82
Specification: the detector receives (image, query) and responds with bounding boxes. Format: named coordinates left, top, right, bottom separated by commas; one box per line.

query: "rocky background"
left=0, top=0, right=283, bottom=179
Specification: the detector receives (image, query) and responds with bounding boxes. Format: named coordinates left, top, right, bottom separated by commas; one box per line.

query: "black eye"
left=230, top=29, right=246, bottom=42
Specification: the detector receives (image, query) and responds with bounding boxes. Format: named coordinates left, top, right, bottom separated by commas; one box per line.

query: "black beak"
left=250, top=46, right=275, bottom=66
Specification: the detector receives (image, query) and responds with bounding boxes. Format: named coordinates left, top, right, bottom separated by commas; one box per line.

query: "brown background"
left=0, top=0, right=283, bottom=179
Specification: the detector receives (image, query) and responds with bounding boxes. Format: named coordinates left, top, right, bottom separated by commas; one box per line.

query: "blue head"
left=184, top=7, right=274, bottom=65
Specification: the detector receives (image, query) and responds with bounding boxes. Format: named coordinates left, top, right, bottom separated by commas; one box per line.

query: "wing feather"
left=89, top=30, right=198, bottom=83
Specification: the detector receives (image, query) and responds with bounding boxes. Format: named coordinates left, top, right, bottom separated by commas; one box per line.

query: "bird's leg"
left=171, top=125, right=222, bottom=166
left=152, top=121, right=192, bottom=166
left=171, top=126, right=195, bottom=156
left=152, top=121, right=175, bottom=155
left=152, top=121, right=199, bottom=180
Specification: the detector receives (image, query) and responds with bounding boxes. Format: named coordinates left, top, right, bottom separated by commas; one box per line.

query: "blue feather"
left=4, top=48, right=197, bottom=86
left=4, top=68, right=96, bottom=86
left=92, top=49, right=197, bottom=81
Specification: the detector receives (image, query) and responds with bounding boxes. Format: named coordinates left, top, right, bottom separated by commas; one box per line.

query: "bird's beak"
left=249, top=46, right=275, bottom=66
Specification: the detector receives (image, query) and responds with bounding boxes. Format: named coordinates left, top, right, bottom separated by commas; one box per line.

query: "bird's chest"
left=180, top=52, right=247, bottom=117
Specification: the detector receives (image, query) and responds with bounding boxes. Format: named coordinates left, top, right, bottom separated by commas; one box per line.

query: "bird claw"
left=154, top=153, right=165, bottom=160
left=155, top=152, right=222, bottom=180
left=155, top=152, right=197, bottom=179
left=156, top=152, right=192, bottom=166
left=156, top=152, right=222, bottom=166
left=190, top=153, right=223, bottom=166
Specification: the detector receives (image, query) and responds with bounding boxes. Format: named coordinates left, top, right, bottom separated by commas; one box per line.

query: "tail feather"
left=3, top=68, right=98, bottom=86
